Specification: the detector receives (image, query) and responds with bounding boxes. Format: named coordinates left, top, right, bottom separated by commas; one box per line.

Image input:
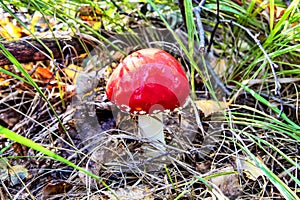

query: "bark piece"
left=0, top=37, right=94, bottom=66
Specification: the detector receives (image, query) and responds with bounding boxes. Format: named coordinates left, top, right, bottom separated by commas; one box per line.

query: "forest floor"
left=0, top=1, right=300, bottom=200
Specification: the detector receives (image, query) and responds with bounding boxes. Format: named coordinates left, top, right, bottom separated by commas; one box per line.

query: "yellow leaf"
left=92, top=21, right=102, bottom=30
left=0, top=22, right=22, bottom=40
left=64, top=64, right=82, bottom=84
left=239, top=158, right=265, bottom=180
left=195, top=100, right=230, bottom=117
left=30, top=11, right=43, bottom=33
left=23, top=63, right=33, bottom=71
left=0, top=77, right=10, bottom=86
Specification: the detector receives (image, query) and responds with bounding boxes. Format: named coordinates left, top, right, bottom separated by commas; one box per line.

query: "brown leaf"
left=209, top=166, right=242, bottom=199
left=12, top=142, right=28, bottom=156
left=0, top=186, right=8, bottom=200
left=77, top=5, right=103, bottom=29
left=263, top=4, right=289, bottom=27
left=196, top=160, right=211, bottom=174
left=35, top=67, right=53, bottom=80
left=42, top=181, right=73, bottom=200
left=0, top=110, right=21, bottom=127
left=195, top=100, right=230, bottom=117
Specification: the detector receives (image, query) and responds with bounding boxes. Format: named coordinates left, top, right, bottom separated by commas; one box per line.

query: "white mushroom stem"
left=138, top=113, right=165, bottom=150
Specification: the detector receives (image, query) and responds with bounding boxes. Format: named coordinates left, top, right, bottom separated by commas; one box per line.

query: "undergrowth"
left=0, top=0, right=299, bottom=199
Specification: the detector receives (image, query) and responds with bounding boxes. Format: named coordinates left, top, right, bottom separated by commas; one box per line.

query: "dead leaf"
left=102, top=186, right=154, bottom=200
left=0, top=77, right=10, bottom=86
left=209, top=166, right=242, bottom=199
left=206, top=49, right=227, bottom=78
left=64, top=64, right=82, bottom=84
left=196, top=160, right=211, bottom=174
left=77, top=5, right=103, bottom=29
left=210, top=57, right=227, bottom=78
left=30, top=11, right=43, bottom=33
left=0, top=186, right=8, bottom=200
left=238, top=157, right=265, bottom=180
left=0, top=110, right=21, bottom=127
left=0, top=158, right=8, bottom=181
left=233, top=0, right=242, bottom=6
left=195, top=100, right=230, bottom=117
left=35, top=67, right=53, bottom=80
left=262, top=4, right=291, bottom=28
left=0, top=159, right=28, bottom=186
left=22, top=63, right=34, bottom=71
left=12, top=142, right=28, bottom=156
left=8, top=165, right=29, bottom=186
left=268, top=4, right=287, bottom=24
left=0, top=22, right=23, bottom=40
left=42, top=181, right=73, bottom=200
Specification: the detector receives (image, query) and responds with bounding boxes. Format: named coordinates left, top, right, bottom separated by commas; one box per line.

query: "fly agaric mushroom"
left=106, top=48, right=189, bottom=151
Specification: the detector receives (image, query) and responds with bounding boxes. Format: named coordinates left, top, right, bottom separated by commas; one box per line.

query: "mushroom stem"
left=138, top=113, right=165, bottom=150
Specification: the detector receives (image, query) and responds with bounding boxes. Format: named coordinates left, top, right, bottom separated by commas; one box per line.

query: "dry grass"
left=0, top=1, right=300, bottom=199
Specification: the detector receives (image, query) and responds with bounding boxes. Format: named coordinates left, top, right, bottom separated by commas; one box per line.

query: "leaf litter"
left=0, top=1, right=299, bottom=199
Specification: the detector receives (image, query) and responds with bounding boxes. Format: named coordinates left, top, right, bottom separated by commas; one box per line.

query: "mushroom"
left=106, top=48, right=189, bottom=152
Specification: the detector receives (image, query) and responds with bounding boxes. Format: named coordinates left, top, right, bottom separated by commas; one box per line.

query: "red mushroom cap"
left=106, top=48, right=189, bottom=114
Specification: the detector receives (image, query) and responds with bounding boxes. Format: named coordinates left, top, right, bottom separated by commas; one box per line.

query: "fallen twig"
left=0, top=37, right=94, bottom=66
left=193, top=0, right=206, bottom=52
left=207, top=0, right=220, bottom=54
